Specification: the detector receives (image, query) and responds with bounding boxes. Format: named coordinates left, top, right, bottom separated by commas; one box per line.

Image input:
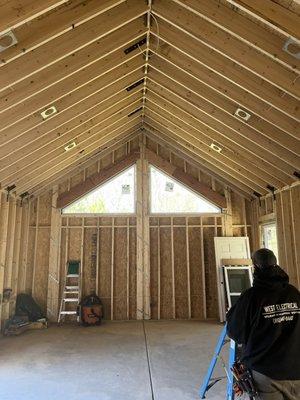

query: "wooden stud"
left=31, top=197, right=40, bottom=298
left=171, top=217, right=176, bottom=318
left=111, top=218, right=115, bottom=320
left=185, top=217, right=191, bottom=318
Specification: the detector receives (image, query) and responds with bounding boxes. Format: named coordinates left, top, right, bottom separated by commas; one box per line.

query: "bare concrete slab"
left=0, top=321, right=228, bottom=400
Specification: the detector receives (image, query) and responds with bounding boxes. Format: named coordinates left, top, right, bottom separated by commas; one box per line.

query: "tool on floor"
left=58, top=260, right=81, bottom=323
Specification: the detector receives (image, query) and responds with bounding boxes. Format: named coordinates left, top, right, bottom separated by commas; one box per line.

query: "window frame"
left=61, top=165, right=137, bottom=216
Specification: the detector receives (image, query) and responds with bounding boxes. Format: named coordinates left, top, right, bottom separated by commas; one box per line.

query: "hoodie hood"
left=253, top=265, right=289, bottom=290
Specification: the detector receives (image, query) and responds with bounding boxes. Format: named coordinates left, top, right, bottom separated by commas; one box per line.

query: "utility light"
left=64, top=141, right=77, bottom=152
left=210, top=143, right=222, bottom=153
left=234, top=107, right=251, bottom=121
left=41, top=106, right=57, bottom=120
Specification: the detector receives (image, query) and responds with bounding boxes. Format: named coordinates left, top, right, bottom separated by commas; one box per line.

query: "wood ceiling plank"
left=0, top=0, right=124, bottom=63
left=0, top=46, right=146, bottom=132
left=146, top=90, right=288, bottom=188
left=173, top=0, right=300, bottom=72
left=143, top=120, right=267, bottom=195
left=57, top=151, right=140, bottom=208
left=30, top=131, right=140, bottom=197
left=147, top=69, right=300, bottom=173
left=0, top=0, right=148, bottom=90
left=145, top=148, right=226, bottom=208
left=145, top=103, right=284, bottom=191
left=1, top=101, right=143, bottom=187
left=228, top=0, right=300, bottom=38
left=152, top=0, right=300, bottom=99
left=149, top=38, right=299, bottom=139
left=0, top=58, right=145, bottom=149
left=0, top=91, right=142, bottom=180
left=150, top=20, right=299, bottom=120
left=0, top=18, right=147, bottom=113
left=15, top=121, right=141, bottom=194
left=0, top=0, right=68, bottom=33
left=144, top=129, right=253, bottom=199
left=145, top=107, right=270, bottom=193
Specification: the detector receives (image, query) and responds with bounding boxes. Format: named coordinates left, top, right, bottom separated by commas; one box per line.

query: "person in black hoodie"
left=226, top=248, right=300, bottom=400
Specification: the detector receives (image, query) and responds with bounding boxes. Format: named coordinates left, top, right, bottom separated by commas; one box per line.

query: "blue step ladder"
left=199, top=324, right=236, bottom=399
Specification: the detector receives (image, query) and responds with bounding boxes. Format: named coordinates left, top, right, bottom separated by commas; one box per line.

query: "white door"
left=214, top=237, right=250, bottom=321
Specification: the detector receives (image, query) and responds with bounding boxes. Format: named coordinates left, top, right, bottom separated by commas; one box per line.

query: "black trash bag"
left=15, top=293, right=45, bottom=322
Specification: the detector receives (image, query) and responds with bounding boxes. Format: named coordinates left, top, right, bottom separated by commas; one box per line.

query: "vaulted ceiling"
left=0, top=0, right=299, bottom=198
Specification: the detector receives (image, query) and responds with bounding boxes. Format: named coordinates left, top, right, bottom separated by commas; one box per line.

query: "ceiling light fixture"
left=282, top=37, right=300, bottom=59
left=41, top=105, right=57, bottom=120
left=234, top=107, right=251, bottom=121
left=64, top=141, right=77, bottom=152
left=0, top=30, right=18, bottom=53
left=210, top=143, right=222, bottom=153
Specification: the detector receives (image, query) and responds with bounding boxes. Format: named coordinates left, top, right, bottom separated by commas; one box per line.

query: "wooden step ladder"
left=58, top=260, right=81, bottom=323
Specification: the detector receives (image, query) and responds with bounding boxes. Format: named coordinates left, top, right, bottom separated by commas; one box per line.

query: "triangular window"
left=150, top=166, right=221, bottom=214
left=62, top=166, right=135, bottom=214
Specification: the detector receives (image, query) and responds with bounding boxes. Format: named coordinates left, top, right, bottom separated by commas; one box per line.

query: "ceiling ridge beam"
left=141, top=0, right=153, bottom=120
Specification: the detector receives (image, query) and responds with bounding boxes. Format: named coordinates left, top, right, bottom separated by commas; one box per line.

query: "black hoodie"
left=226, top=265, right=300, bottom=380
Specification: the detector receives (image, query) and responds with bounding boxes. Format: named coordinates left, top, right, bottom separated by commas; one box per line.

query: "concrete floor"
left=0, top=321, right=228, bottom=400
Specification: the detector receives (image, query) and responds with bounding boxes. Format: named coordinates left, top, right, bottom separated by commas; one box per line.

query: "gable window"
left=62, top=166, right=136, bottom=214
left=149, top=166, right=221, bottom=214
left=260, top=222, right=279, bottom=260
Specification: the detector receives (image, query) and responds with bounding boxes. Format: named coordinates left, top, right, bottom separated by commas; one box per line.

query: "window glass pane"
left=230, top=295, right=241, bottom=306
left=62, top=166, right=135, bottom=214
left=150, top=166, right=221, bottom=214
left=262, top=223, right=278, bottom=260
left=227, top=269, right=251, bottom=293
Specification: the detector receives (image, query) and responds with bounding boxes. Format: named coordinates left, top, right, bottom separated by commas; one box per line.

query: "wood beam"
left=0, top=0, right=148, bottom=90
left=57, top=151, right=140, bottom=208
left=143, top=123, right=256, bottom=196
left=0, top=48, right=145, bottom=135
left=0, top=18, right=147, bottom=114
left=0, top=91, right=142, bottom=182
left=0, top=58, right=145, bottom=149
left=146, top=90, right=288, bottom=188
left=0, top=0, right=68, bottom=33
left=227, top=0, right=300, bottom=38
left=144, top=115, right=267, bottom=194
left=145, top=148, right=226, bottom=208
left=149, top=20, right=299, bottom=120
left=2, top=102, right=142, bottom=188
left=149, top=38, right=299, bottom=140
left=0, top=90, right=142, bottom=181
left=30, top=131, right=140, bottom=197
left=145, top=105, right=274, bottom=192
left=152, top=0, right=299, bottom=98
left=172, top=0, right=299, bottom=72
left=15, top=120, right=141, bottom=194
left=146, top=73, right=299, bottom=176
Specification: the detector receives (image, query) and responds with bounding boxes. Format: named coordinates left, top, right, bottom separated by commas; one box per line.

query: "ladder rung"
left=64, top=298, right=78, bottom=302
left=67, top=274, right=79, bottom=278
left=64, top=291, right=78, bottom=294
left=60, top=311, right=77, bottom=315
left=66, top=286, right=79, bottom=290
